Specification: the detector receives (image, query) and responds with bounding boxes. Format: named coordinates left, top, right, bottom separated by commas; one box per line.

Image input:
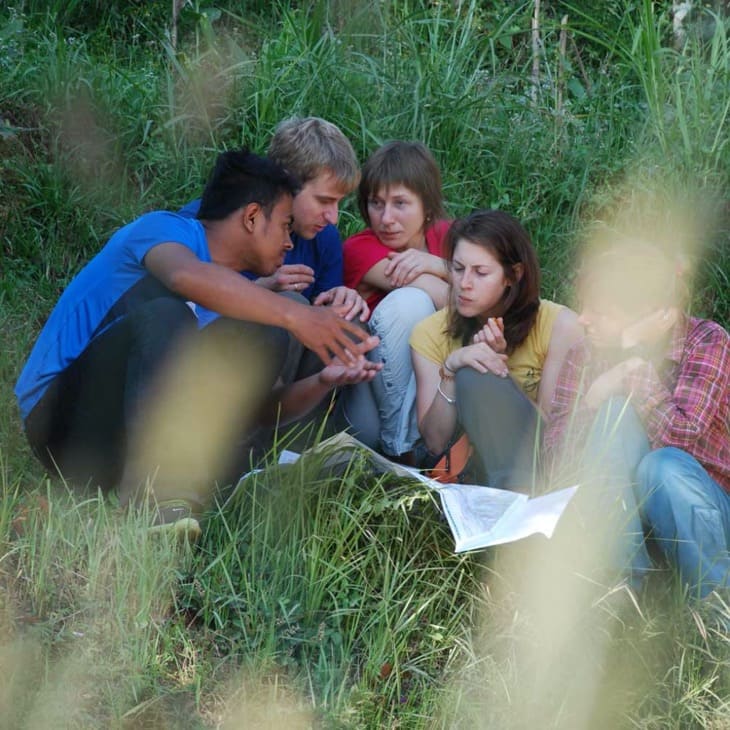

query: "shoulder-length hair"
left=445, top=209, right=541, bottom=352
left=357, top=141, right=445, bottom=228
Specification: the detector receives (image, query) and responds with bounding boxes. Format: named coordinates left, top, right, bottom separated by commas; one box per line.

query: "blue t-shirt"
left=179, top=198, right=343, bottom=303
left=15, top=211, right=212, bottom=420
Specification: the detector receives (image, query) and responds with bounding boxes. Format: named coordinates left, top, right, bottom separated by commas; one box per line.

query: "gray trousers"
left=455, top=368, right=541, bottom=492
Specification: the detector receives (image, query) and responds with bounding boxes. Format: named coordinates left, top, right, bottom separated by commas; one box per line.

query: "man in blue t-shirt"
left=180, top=117, right=369, bottom=327
left=16, top=149, right=379, bottom=536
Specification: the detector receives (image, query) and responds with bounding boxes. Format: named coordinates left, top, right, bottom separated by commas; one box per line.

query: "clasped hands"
left=584, top=356, right=646, bottom=409
left=444, top=318, right=509, bottom=378
left=262, top=264, right=369, bottom=322
left=384, top=249, right=439, bottom=287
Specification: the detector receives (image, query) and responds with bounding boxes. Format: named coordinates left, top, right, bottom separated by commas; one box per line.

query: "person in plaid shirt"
left=544, top=242, right=730, bottom=596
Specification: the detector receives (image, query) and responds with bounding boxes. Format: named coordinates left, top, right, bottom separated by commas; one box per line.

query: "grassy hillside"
left=1, top=1, right=728, bottom=727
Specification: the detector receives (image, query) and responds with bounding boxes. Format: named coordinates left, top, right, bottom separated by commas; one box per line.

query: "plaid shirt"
left=543, top=315, right=730, bottom=491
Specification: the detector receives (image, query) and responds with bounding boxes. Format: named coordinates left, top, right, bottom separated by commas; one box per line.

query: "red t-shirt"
left=343, top=219, right=451, bottom=312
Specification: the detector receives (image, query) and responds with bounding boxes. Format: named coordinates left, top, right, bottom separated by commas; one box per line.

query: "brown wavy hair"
left=445, top=209, right=541, bottom=353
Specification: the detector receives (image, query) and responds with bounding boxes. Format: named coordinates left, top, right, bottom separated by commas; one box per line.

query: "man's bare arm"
left=144, top=242, right=374, bottom=363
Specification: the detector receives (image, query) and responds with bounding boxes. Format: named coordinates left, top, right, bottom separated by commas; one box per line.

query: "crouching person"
left=342, top=141, right=452, bottom=460
left=544, top=241, right=730, bottom=597
left=15, top=149, right=378, bottom=537
left=410, top=209, right=581, bottom=489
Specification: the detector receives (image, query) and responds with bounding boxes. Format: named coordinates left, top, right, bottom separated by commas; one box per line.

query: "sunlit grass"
left=1, top=0, right=729, bottom=727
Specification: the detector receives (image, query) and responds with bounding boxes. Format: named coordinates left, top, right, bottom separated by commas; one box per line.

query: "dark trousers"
left=25, top=295, right=291, bottom=505
left=456, top=369, right=541, bottom=492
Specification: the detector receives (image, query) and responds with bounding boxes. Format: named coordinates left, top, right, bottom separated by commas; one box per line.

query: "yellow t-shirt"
left=409, top=300, right=563, bottom=403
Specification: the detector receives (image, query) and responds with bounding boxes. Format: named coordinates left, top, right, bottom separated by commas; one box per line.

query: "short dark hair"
left=197, top=149, right=300, bottom=221
left=444, top=209, right=541, bottom=353
left=357, top=141, right=445, bottom=228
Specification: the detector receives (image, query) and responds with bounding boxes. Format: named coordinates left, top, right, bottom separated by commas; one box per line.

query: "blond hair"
left=268, top=117, right=360, bottom=193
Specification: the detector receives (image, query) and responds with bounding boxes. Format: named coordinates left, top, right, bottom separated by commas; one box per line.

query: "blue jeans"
left=581, top=398, right=653, bottom=582
left=582, top=398, right=730, bottom=595
left=341, top=287, right=435, bottom=455
left=637, top=447, right=730, bottom=597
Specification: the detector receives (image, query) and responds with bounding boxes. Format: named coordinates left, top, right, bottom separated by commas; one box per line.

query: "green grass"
left=1, top=0, right=729, bottom=726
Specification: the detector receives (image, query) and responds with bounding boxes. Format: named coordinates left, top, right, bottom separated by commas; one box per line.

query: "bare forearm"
left=265, top=375, right=335, bottom=427
left=165, top=260, right=302, bottom=331
left=408, top=274, right=449, bottom=308
left=419, top=384, right=459, bottom=455
left=144, top=243, right=373, bottom=365
left=421, top=253, right=449, bottom=281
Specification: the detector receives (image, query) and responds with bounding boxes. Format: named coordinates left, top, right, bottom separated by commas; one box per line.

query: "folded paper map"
left=240, top=432, right=578, bottom=553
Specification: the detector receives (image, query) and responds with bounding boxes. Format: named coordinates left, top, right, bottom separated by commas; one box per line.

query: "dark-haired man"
left=16, top=149, right=378, bottom=536
left=181, top=116, right=369, bottom=324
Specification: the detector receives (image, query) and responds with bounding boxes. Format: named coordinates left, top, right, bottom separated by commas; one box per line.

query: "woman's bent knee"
left=455, top=368, right=522, bottom=400
left=369, top=287, right=435, bottom=335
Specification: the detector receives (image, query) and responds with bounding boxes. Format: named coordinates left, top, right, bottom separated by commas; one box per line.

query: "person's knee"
left=375, top=286, right=434, bottom=315
left=133, top=297, right=197, bottom=336
left=588, top=397, right=648, bottom=461
left=455, top=369, right=533, bottom=434
left=637, top=447, right=683, bottom=483
left=369, top=287, right=435, bottom=336
left=207, top=316, right=290, bottom=356
left=637, top=447, right=703, bottom=507
left=455, top=368, right=517, bottom=400
left=203, top=317, right=294, bottom=389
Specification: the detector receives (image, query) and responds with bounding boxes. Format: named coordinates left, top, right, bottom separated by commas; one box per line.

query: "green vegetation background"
left=0, top=1, right=729, bottom=727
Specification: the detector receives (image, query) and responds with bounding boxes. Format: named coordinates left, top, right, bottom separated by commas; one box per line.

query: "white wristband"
left=437, top=381, right=456, bottom=405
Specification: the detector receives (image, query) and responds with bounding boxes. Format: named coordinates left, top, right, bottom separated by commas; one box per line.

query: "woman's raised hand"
left=472, top=317, right=506, bottom=354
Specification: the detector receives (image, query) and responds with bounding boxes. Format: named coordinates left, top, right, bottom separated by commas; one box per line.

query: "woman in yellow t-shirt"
left=410, top=209, right=582, bottom=490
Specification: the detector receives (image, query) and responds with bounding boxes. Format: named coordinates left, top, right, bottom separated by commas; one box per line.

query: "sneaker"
left=148, top=499, right=203, bottom=542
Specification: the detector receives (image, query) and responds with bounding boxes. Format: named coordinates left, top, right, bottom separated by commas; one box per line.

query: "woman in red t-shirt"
left=341, top=141, right=451, bottom=459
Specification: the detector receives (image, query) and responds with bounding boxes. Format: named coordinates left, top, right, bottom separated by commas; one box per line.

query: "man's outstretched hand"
left=289, top=305, right=379, bottom=365
left=318, top=349, right=382, bottom=387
